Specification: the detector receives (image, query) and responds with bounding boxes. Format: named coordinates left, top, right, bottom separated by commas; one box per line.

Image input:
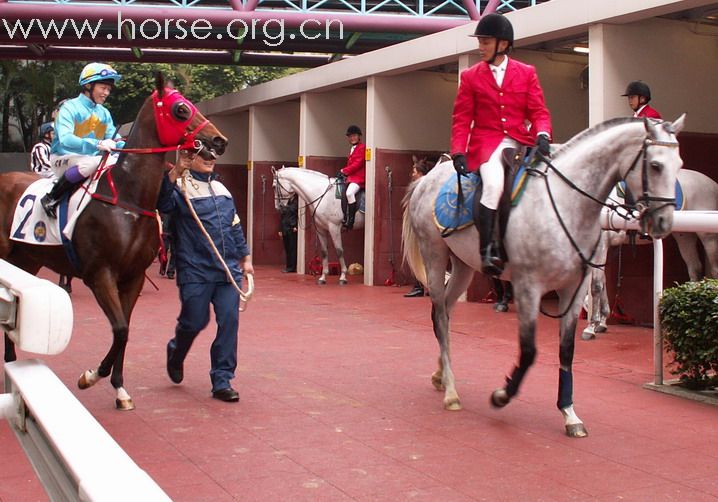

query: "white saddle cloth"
left=9, top=166, right=109, bottom=246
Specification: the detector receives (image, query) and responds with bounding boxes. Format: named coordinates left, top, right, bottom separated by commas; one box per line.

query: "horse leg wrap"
left=505, top=347, right=536, bottom=397
left=557, top=368, right=573, bottom=410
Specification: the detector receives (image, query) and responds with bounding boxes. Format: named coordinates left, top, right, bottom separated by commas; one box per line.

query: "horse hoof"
left=594, top=325, right=608, bottom=333
left=115, top=398, right=135, bottom=411
left=317, top=279, right=326, bottom=285
left=77, top=372, right=94, bottom=390
left=490, top=388, right=510, bottom=408
left=431, top=373, right=444, bottom=391
left=494, top=303, right=509, bottom=313
left=565, top=423, right=588, bottom=438
left=581, top=328, right=596, bottom=341
left=339, top=279, right=348, bottom=285
left=444, top=398, right=462, bottom=411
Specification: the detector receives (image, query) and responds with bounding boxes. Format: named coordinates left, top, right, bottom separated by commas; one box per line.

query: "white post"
left=653, top=238, right=664, bottom=386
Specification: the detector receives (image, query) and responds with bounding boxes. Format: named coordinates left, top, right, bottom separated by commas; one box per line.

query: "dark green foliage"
left=659, top=279, right=718, bottom=389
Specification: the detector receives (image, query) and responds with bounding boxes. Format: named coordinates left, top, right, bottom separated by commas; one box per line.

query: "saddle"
left=495, top=146, right=531, bottom=251
left=335, top=174, right=366, bottom=215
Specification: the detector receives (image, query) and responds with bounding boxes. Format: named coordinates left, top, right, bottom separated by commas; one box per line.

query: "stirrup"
left=481, top=243, right=504, bottom=277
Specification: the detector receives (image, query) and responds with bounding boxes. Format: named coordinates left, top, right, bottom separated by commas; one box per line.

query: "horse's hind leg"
left=699, top=233, right=718, bottom=279
left=430, top=255, right=470, bottom=411
left=674, top=233, right=703, bottom=281
left=327, top=224, right=348, bottom=285
left=491, top=281, right=540, bottom=408
left=4, top=333, right=16, bottom=362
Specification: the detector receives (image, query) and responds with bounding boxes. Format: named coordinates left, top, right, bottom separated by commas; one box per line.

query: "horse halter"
left=272, top=173, right=295, bottom=206
left=152, top=88, right=210, bottom=150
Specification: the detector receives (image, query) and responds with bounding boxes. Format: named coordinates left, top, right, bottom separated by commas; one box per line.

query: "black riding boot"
left=343, top=202, right=357, bottom=230
left=41, top=174, right=80, bottom=218
left=476, top=203, right=503, bottom=276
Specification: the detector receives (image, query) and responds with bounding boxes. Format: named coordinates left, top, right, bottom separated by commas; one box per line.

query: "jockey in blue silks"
left=42, top=62, right=125, bottom=218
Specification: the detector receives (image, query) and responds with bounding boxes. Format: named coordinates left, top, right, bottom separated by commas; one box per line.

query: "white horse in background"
left=272, top=167, right=364, bottom=285
left=583, top=168, right=718, bottom=339
left=402, top=116, right=685, bottom=437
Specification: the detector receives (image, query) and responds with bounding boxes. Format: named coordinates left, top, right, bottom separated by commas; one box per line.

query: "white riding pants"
left=479, top=137, right=519, bottom=210
left=50, top=154, right=103, bottom=179
left=346, top=182, right=361, bottom=204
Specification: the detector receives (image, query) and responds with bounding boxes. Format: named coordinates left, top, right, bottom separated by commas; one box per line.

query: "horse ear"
left=669, top=113, right=686, bottom=135
left=155, top=72, right=165, bottom=97
left=643, top=116, right=658, bottom=138
left=271, top=166, right=276, bottom=174
left=412, top=154, right=418, bottom=163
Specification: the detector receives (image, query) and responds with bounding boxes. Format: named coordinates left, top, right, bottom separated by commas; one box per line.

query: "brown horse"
left=0, top=73, right=227, bottom=410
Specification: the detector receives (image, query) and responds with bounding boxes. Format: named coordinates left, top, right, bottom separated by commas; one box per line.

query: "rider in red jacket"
left=340, top=125, right=366, bottom=229
left=451, top=13, right=552, bottom=276
left=623, top=81, right=662, bottom=119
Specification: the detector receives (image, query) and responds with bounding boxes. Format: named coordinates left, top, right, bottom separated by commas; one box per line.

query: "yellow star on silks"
left=74, top=114, right=107, bottom=139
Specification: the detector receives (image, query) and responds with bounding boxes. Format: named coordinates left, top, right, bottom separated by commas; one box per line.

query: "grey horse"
left=402, top=115, right=685, bottom=437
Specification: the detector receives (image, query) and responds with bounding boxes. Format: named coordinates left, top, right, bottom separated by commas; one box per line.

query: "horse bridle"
left=528, top=130, right=679, bottom=318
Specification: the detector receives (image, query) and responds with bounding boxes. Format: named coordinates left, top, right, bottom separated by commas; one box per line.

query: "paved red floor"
left=2, top=265, right=717, bottom=501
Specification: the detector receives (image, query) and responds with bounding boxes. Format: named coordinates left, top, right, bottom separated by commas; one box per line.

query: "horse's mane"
left=282, top=167, right=329, bottom=180
left=552, top=117, right=644, bottom=158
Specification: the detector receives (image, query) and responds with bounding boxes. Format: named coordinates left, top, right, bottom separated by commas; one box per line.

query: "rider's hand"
left=535, top=134, right=551, bottom=156
left=452, top=153, right=468, bottom=176
left=97, top=139, right=117, bottom=152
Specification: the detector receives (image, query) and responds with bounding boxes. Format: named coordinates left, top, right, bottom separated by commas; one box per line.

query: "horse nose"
left=212, top=136, right=227, bottom=155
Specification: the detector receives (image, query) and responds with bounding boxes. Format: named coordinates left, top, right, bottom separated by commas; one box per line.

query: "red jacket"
left=636, top=105, right=661, bottom=119
left=341, top=143, right=366, bottom=187
left=451, top=58, right=552, bottom=169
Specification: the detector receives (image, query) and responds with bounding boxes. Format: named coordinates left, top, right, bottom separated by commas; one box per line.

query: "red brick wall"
left=250, top=161, right=294, bottom=266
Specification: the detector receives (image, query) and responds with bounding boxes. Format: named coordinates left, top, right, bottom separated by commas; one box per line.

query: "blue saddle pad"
left=433, top=166, right=528, bottom=233
left=616, top=180, right=684, bottom=210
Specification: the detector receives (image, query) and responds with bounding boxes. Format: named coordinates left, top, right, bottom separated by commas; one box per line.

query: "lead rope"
left=178, top=169, right=255, bottom=311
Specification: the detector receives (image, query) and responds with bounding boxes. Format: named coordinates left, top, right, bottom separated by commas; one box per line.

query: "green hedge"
left=659, top=279, right=718, bottom=390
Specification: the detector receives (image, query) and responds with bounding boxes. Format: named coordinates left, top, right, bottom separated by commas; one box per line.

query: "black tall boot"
left=41, top=174, right=80, bottom=218
left=476, top=203, right=503, bottom=276
left=343, top=202, right=357, bottom=230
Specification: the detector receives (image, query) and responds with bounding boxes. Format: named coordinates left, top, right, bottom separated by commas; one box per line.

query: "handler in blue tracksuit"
left=156, top=151, right=254, bottom=402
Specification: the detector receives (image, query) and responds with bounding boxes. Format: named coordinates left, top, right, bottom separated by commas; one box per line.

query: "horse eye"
left=650, top=161, right=663, bottom=172
left=172, top=102, right=191, bottom=121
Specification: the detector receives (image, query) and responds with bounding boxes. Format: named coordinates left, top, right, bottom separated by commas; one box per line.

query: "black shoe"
left=212, top=387, right=240, bottom=402
left=404, top=287, right=425, bottom=298
left=166, top=271, right=175, bottom=279
left=41, top=194, right=59, bottom=219
left=282, top=267, right=296, bottom=273
left=166, top=343, right=183, bottom=384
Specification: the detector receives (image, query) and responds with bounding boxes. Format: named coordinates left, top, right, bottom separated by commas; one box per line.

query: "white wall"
left=209, top=112, right=249, bottom=164
left=516, top=50, right=589, bottom=143
left=302, top=89, right=366, bottom=157
left=590, top=17, right=718, bottom=132
left=371, top=71, right=456, bottom=151
left=249, top=102, right=300, bottom=162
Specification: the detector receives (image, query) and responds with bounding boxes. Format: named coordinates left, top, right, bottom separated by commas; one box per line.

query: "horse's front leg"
left=582, top=268, right=608, bottom=340
left=557, top=312, right=588, bottom=438
left=78, top=270, right=134, bottom=410
left=315, top=231, right=330, bottom=285
left=328, top=224, right=348, bottom=285
left=491, top=283, right=539, bottom=408
left=4, top=333, right=16, bottom=362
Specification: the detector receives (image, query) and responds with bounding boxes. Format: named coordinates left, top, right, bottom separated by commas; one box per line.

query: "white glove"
left=97, top=139, right=117, bottom=152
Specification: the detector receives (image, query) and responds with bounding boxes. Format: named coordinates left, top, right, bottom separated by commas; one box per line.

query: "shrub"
left=659, top=279, right=718, bottom=390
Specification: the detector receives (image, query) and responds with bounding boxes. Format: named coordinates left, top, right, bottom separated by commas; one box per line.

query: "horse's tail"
left=401, top=180, right=427, bottom=287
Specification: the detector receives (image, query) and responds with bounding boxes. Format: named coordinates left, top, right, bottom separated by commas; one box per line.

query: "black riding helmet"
left=622, top=81, right=651, bottom=102
left=346, top=125, right=362, bottom=136
left=471, top=13, right=514, bottom=64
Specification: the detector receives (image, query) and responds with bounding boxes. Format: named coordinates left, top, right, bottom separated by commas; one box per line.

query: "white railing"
left=0, top=260, right=170, bottom=501
left=600, top=210, right=718, bottom=385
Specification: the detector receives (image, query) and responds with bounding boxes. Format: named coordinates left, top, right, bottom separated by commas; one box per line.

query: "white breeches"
left=479, top=137, right=519, bottom=210
left=50, top=154, right=103, bottom=179
left=346, top=182, right=360, bottom=204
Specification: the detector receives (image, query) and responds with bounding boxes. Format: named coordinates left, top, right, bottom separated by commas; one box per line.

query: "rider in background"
left=451, top=13, right=552, bottom=277
left=41, top=63, right=124, bottom=218
left=340, top=125, right=366, bottom=230
left=30, top=122, right=55, bottom=179
left=623, top=81, right=662, bottom=119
